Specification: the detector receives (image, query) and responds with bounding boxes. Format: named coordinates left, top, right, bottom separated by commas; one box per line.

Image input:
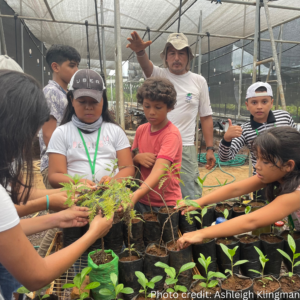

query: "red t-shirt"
left=132, top=121, right=183, bottom=207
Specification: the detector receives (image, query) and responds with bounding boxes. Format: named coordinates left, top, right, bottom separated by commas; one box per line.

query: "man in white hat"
left=127, top=31, right=216, bottom=199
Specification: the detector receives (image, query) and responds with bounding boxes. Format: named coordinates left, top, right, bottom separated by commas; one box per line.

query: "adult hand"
left=177, top=231, right=204, bottom=250
left=56, top=206, right=90, bottom=228
left=205, top=150, right=216, bottom=170
left=49, top=192, right=70, bottom=211
left=134, top=153, right=157, bottom=168
left=126, top=31, right=152, bottom=53
left=224, top=119, right=243, bottom=142
left=99, top=176, right=112, bottom=185
left=88, top=212, right=113, bottom=240
left=79, top=179, right=97, bottom=189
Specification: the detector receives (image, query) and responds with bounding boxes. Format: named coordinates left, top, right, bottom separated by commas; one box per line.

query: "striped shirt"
left=218, top=110, right=296, bottom=174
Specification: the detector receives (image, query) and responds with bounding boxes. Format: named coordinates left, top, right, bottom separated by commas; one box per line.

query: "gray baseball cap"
left=68, top=69, right=105, bottom=102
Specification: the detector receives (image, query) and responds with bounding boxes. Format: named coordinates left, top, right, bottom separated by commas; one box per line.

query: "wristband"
left=46, top=195, right=49, bottom=211
left=136, top=50, right=146, bottom=57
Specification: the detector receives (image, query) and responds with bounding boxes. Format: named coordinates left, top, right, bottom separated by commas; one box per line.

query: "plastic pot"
left=144, top=243, right=169, bottom=291
left=238, top=234, right=262, bottom=278
left=179, top=211, right=197, bottom=234
left=221, top=274, right=254, bottom=300
left=119, top=250, right=143, bottom=300
left=143, top=211, right=161, bottom=247
left=124, top=218, right=145, bottom=254
left=189, top=279, right=221, bottom=300
left=232, top=203, right=248, bottom=218
left=280, top=230, right=300, bottom=276
left=166, top=240, right=193, bottom=289
left=259, top=233, right=284, bottom=279
left=103, top=219, right=124, bottom=255
left=279, top=274, right=300, bottom=299
left=157, top=207, right=179, bottom=245
left=196, top=206, right=215, bottom=229
left=192, top=239, right=217, bottom=277
left=214, top=203, right=233, bottom=221
left=253, top=275, right=281, bottom=300
left=62, top=227, right=83, bottom=248
left=216, top=237, right=240, bottom=274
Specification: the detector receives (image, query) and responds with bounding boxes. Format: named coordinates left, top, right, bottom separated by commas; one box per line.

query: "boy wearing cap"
left=219, top=82, right=296, bottom=178
left=127, top=31, right=215, bottom=200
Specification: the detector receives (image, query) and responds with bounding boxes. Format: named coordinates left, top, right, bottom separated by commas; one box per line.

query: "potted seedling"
left=191, top=254, right=226, bottom=299
left=249, top=246, right=281, bottom=299
left=219, top=244, right=253, bottom=299
left=134, top=272, right=163, bottom=300
left=62, top=267, right=100, bottom=300
left=154, top=261, right=195, bottom=297
left=99, top=273, right=134, bottom=300
left=232, top=203, right=250, bottom=218
left=215, top=204, right=232, bottom=221
left=17, top=285, right=55, bottom=300
left=277, top=234, right=300, bottom=296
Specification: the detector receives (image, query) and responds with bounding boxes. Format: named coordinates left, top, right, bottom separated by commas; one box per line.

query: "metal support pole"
left=85, top=21, right=90, bottom=69
left=41, top=41, right=44, bottom=86
left=14, top=14, right=18, bottom=63
left=252, top=0, right=260, bottom=83
left=114, top=0, right=125, bottom=129
left=178, top=0, right=183, bottom=33
left=94, top=0, right=106, bottom=85
left=147, top=27, right=151, bottom=60
left=238, top=1, right=247, bottom=118
left=258, top=1, right=261, bottom=80
left=192, top=11, right=202, bottom=73
left=100, top=0, right=106, bottom=79
left=276, top=24, right=283, bottom=110
left=263, top=0, right=286, bottom=110
left=206, top=32, right=211, bottom=87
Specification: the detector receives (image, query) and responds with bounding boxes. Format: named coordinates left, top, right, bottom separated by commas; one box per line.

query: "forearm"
left=48, top=173, right=73, bottom=188
left=15, top=197, right=48, bottom=217
left=113, top=166, right=135, bottom=182
left=137, top=52, right=153, bottom=78
left=27, top=188, right=62, bottom=200
left=200, top=116, right=214, bottom=147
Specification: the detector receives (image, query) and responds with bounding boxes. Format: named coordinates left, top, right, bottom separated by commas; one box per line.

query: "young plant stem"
left=128, top=221, right=132, bottom=259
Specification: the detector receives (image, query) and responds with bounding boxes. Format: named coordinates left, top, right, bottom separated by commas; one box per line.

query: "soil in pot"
left=280, top=231, right=300, bottom=275
left=250, top=201, right=265, bottom=208
left=280, top=274, right=300, bottom=294
left=192, top=239, right=217, bottom=277
left=216, top=237, right=240, bottom=274
left=119, top=250, right=143, bottom=300
left=157, top=207, right=179, bottom=244
left=215, top=204, right=233, bottom=220
left=253, top=276, right=281, bottom=299
left=143, top=211, right=161, bottom=247
left=238, top=234, right=262, bottom=278
left=260, top=233, right=284, bottom=278
left=179, top=211, right=197, bottom=234
left=190, top=279, right=220, bottom=300
left=90, top=252, right=113, bottom=265
left=196, top=206, right=215, bottom=229
left=166, top=240, right=193, bottom=289
left=123, top=217, right=145, bottom=253
left=144, top=244, right=169, bottom=291
left=221, top=274, right=253, bottom=300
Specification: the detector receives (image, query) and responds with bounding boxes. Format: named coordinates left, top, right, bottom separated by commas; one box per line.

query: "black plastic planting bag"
left=144, top=243, right=169, bottom=291
left=104, top=220, right=124, bottom=255
left=197, top=206, right=215, bottom=228
left=157, top=207, right=179, bottom=244
left=221, top=274, right=254, bottom=300
left=166, top=241, right=193, bottom=289
left=232, top=203, right=247, bottom=218
left=216, top=237, right=240, bottom=274
left=143, top=211, right=161, bottom=247
left=118, top=250, right=143, bottom=300
left=192, top=239, right=217, bottom=277
left=260, top=233, right=284, bottom=279
left=179, top=212, right=197, bottom=234
left=253, top=276, right=281, bottom=300
left=62, top=227, right=83, bottom=248
left=239, top=235, right=262, bottom=278
left=124, top=219, right=145, bottom=253
left=215, top=203, right=233, bottom=220
left=190, top=279, right=221, bottom=300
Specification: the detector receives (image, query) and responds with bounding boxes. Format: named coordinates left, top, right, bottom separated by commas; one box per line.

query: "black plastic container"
left=232, top=203, right=248, bottom=218
left=62, top=227, right=83, bottom=248
left=157, top=207, right=179, bottom=244
left=124, top=218, right=145, bottom=253
left=143, top=211, right=161, bottom=247
left=253, top=275, right=281, bottom=300
left=197, top=206, right=215, bottom=228
left=179, top=211, right=197, bottom=234
left=214, top=203, right=233, bottom=220
left=279, top=274, right=300, bottom=299
left=103, top=219, right=124, bottom=255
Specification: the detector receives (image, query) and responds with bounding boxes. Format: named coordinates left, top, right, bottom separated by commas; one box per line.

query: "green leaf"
left=150, top=276, right=163, bottom=284
left=288, top=235, right=296, bottom=254
left=220, top=244, right=232, bottom=261
left=121, top=288, right=134, bottom=294
left=166, top=288, right=174, bottom=293
left=110, top=273, right=118, bottom=286
left=200, top=282, right=207, bottom=288
left=166, top=278, right=178, bottom=286
left=85, top=282, right=100, bottom=290
left=193, top=275, right=206, bottom=280
left=198, top=257, right=207, bottom=270
left=201, top=207, right=208, bottom=218
left=245, top=206, right=251, bottom=214
left=74, top=273, right=82, bottom=289
left=165, top=267, right=176, bottom=279
left=135, top=271, right=147, bottom=288
left=208, top=280, right=219, bottom=288
left=99, top=289, right=113, bottom=296
left=80, top=292, right=89, bottom=300
left=115, top=284, right=124, bottom=296
left=175, top=285, right=187, bottom=293
left=233, top=260, right=249, bottom=267
left=293, top=261, right=300, bottom=267
left=184, top=200, right=200, bottom=208
left=212, top=272, right=227, bottom=279
left=223, top=209, right=229, bottom=220
left=17, top=287, right=31, bottom=294
left=188, top=211, right=200, bottom=215
left=249, top=269, right=261, bottom=275
left=154, top=262, right=170, bottom=269
left=289, top=272, right=293, bottom=277
left=178, top=262, right=195, bottom=274
left=207, top=271, right=215, bottom=280
left=195, top=216, right=202, bottom=224
left=225, top=269, right=233, bottom=277
left=42, top=295, right=50, bottom=299
left=254, top=246, right=264, bottom=258
left=277, top=249, right=293, bottom=264
left=264, top=277, right=273, bottom=281
left=294, top=253, right=300, bottom=259
left=81, top=267, right=92, bottom=283
left=147, top=282, right=155, bottom=289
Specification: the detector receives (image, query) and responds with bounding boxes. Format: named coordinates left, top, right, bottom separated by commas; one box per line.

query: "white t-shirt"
left=150, top=65, right=213, bottom=146
left=47, top=121, right=131, bottom=182
left=0, top=184, right=19, bottom=232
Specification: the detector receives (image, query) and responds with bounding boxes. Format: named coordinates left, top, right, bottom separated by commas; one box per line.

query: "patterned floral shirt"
left=38, top=80, right=68, bottom=172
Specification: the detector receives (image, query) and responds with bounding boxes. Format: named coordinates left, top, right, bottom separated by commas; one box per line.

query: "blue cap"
left=216, top=217, right=227, bottom=225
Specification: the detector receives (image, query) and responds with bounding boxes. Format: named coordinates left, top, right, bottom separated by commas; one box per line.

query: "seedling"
left=277, top=234, right=300, bottom=278
left=62, top=267, right=100, bottom=300
left=215, top=178, right=228, bottom=187
left=245, top=206, right=251, bottom=214
left=222, top=209, right=229, bottom=220
left=158, top=163, right=185, bottom=192
left=193, top=254, right=227, bottom=289
left=249, top=246, right=273, bottom=287
left=17, top=285, right=51, bottom=300
left=220, top=244, right=248, bottom=278
left=99, top=273, right=134, bottom=300
left=176, top=196, right=201, bottom=225
left=197, top=176, right=207, bottom=189
left=194, top=206, right=207, bottom=227
left=135, top=271, right=162, bottom=299
left=154, top=261, right=195, bottom=293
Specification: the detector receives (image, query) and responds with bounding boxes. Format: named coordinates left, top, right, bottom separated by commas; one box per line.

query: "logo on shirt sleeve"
left=185, top=93, right=192, bottom=103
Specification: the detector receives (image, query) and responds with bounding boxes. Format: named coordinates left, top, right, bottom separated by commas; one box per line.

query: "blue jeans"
left=0, top=263, right=22, bottom=300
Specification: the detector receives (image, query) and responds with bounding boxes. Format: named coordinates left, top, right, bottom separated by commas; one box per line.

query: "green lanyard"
left=78, top=128, right=101, bottom=182
left=255, top=123, right=276, bottom=136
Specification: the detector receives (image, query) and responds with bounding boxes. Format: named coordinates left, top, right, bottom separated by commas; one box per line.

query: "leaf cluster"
left=135, top=271, right=162, bottom=299
left=158, top=163, right=185, bottom=189
left=176, top=197, right=201, bottom=225
left=17, top=285, right=51, bottom=300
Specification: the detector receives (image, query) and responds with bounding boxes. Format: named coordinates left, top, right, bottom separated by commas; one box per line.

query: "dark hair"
left=0, top=70, right=50, bottom=204
left=255, top=87, right=267, bottom=92
left=136, top=77, right=177, bottom=109
left=252, top=126, right=300, bottom=202
left=46, top=45, right=81, bottom=71
left=61, top=89, right=117, bottom=125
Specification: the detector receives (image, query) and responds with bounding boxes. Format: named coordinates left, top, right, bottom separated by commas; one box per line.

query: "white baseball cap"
left=0, top=55, right=23, bottom=72
left=246, top=82, right=273, bottom=99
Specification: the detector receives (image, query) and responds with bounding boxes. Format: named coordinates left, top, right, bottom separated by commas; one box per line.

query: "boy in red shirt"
left=131, top=77, right=183, bottom=213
